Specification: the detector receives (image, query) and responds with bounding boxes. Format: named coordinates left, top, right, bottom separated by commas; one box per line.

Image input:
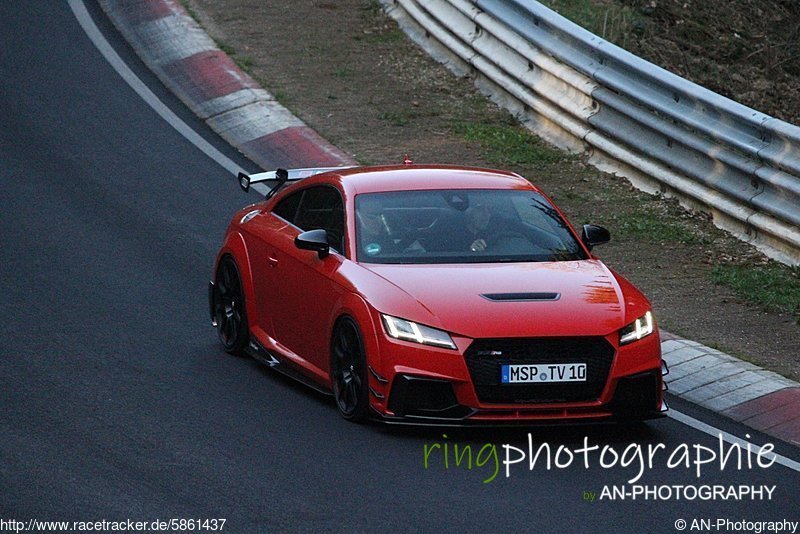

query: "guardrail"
left=380, top=0, right=800, bottom=265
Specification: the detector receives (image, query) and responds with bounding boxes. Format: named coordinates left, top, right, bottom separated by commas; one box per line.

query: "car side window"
left=293, top=186, right=346, bottom=254
left=273, top=190, right=303, bottom=224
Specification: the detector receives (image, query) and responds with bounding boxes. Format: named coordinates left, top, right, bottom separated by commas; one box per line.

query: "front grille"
left=464, top=337, right=615, bottom=404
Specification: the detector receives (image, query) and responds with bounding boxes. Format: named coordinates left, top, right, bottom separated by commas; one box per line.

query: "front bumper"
left=367, top=329, right=667, bottom=425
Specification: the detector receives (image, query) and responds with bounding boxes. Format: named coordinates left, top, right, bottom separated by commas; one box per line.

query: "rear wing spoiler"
left=238, top=166, right=355, bottom=199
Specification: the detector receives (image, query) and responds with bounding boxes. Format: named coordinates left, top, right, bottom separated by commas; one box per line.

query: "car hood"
left=362, top=260, right=633, bottom=338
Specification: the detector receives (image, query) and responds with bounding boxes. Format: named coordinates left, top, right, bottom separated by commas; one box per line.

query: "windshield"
left=355, top=189, right=587, bottom=264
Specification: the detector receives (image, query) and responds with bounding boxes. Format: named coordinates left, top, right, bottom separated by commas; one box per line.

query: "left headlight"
left=619, top=311, right=654, bottom=345
left=381, top=314, right=457, bottom=350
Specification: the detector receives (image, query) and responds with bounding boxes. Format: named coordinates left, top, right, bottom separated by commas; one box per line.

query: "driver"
left=465, top=204, right=491, bottom=252
left=457, top=203, right=532, bottom=253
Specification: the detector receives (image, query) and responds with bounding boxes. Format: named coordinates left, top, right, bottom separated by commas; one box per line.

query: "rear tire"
left=213, top=256, right=249, bottom=356
left=330, top=317, right=369, bottom=422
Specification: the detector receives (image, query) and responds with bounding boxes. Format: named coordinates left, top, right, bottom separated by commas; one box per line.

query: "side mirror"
left=581, top=224, right=611, bottom=251
left=295, top=229, right=330, bottom=259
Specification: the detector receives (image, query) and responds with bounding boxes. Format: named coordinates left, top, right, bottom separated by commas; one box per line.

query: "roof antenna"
left=403, top=154, right=413, bottom=165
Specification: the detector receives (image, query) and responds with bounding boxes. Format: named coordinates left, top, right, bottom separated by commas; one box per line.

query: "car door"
left=268, top=185, right=348, bottom=378
left=246, top=189, right=302, bottom=342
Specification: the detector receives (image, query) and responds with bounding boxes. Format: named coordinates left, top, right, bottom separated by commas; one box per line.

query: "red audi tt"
left=209, top=164, right=666, bottom=424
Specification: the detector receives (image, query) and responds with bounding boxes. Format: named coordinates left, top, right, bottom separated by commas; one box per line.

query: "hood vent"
left=481, top=292, right=560, bottom=302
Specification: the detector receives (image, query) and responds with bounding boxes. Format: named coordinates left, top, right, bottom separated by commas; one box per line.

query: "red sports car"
left=209, top=164, right=667, bottom=424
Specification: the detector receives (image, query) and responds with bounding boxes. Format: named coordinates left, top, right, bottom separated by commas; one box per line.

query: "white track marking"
left=68, top=0, right=245, bottom=177
left=670, top=409, right=800, bottom=472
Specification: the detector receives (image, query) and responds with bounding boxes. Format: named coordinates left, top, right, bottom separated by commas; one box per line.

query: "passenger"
left=357, top=197, right=397, bottom=257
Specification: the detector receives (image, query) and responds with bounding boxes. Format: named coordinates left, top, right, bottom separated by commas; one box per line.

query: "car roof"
left=319, top=164, right=536, bottom=195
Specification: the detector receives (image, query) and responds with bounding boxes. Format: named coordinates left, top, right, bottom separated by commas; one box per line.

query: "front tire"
left=213, top=256, right=249, bottom=356
left=330, top=317, right=369, bottom=422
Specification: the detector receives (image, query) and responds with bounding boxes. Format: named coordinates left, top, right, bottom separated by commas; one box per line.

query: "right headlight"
left=619, top=311, right=654, bottom=345
left=381, top=314, right=457, bottom=350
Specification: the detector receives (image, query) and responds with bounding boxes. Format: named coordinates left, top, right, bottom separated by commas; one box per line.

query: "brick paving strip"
left=98, top=0, right=799, bottom=448
left=661, top=333, right=800, bottom=446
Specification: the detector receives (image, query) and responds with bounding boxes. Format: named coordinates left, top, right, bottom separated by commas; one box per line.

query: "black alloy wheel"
left=214, top=256, right=248, bottom=356
left=330, top=317, right=369, bottom=421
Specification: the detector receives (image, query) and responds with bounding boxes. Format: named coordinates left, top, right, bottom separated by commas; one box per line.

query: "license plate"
left=500, top=363, right=586, bottom=384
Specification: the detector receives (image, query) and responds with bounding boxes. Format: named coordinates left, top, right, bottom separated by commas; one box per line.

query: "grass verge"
left=453, top=122, right=567, bottom=166
left=537, top=0, right=642, bottom=47
left=609, top=204, right=701, bottom=245
left=711, top=263, right=800, bottom=318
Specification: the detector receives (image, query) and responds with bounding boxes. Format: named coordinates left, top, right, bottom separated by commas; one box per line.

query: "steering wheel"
left=486, top=230, right=532, bottom=252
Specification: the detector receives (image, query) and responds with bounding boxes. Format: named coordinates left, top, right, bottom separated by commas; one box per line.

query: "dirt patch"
left=542, top=0, right=800, bottom=123
left=631, top=0, right=800, bottom=124
left=185, top=0, right=799, bottom=380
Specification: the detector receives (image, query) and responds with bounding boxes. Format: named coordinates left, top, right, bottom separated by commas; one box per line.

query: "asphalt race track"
left=1, top=3, right=799, bottom=531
